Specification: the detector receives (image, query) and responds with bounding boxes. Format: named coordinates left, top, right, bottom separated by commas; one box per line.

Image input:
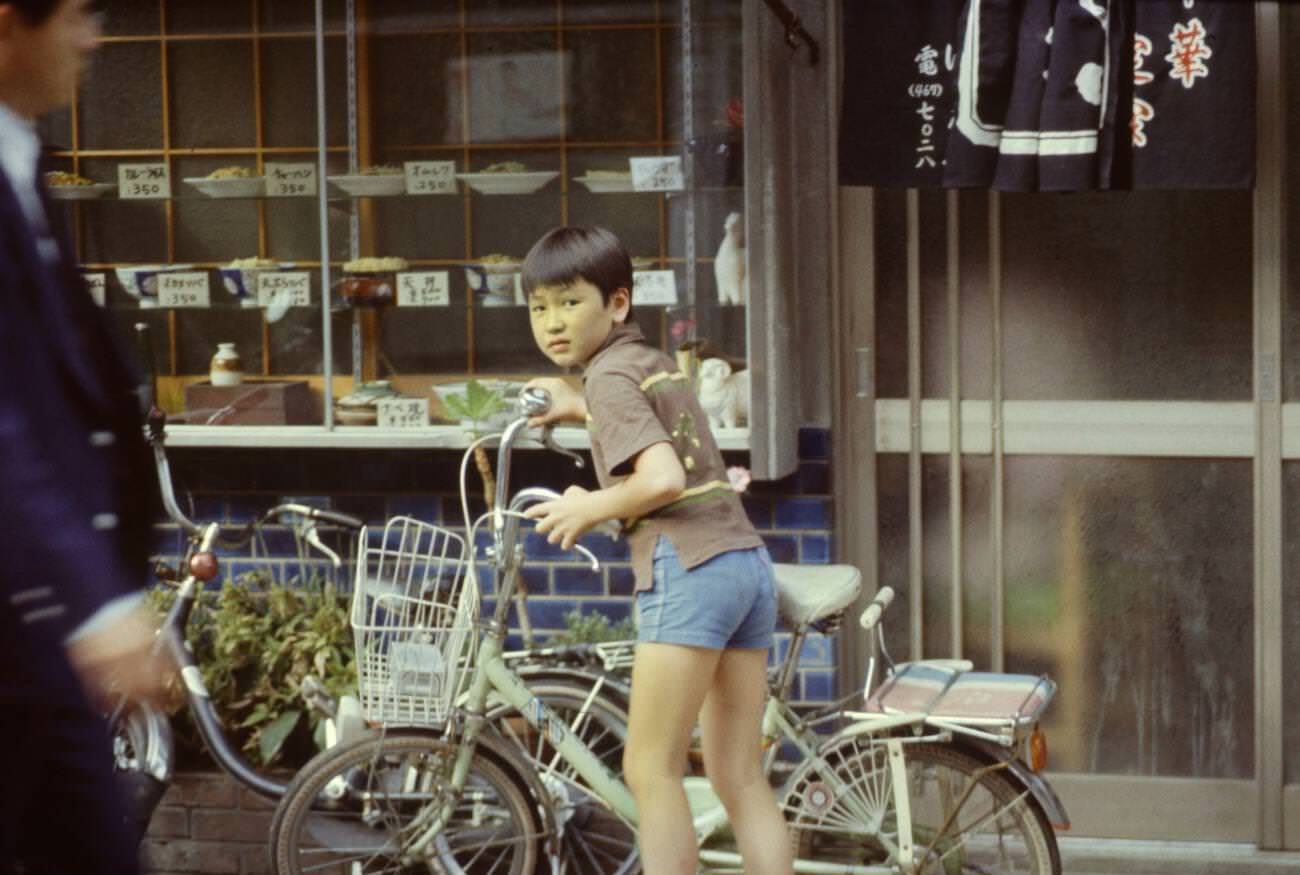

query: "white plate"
left=455, top=171, right=558, bottom=195
left=184, top=176, right=266, bottom=198
left=48, top=183, right=117, bottom=200
left=328, top=174, right=406, bottom=197
left=572, top=174, right=634, bottom=193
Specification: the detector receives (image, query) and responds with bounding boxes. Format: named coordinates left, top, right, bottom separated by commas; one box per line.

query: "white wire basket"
left=352, top=516, right=477, bottom=727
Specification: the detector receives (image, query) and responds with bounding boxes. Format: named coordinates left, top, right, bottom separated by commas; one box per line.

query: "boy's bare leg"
left=699, top=647, right=795, bottom=875
left=625, top=642, right=722, bottom=875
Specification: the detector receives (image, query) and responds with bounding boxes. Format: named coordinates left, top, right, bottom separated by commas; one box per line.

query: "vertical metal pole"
left=316, top=0, right=335, bottom=426
left=1253, top=0, right=1285, bottom=850
left=682, top=0, right=696, bottom=309
left=989, top=191, right=1004, bottom=672
left=906, top=189, right=923, bottom=660
left=346, top=0, right=363, bottom=387
left=947, top=189, right=963, bottom=658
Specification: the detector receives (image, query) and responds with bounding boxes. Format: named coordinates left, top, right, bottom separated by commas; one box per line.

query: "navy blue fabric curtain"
left=839, top=0, right=1255, bottom=191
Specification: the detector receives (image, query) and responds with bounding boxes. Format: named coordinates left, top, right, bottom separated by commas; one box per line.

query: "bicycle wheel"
left=783, top=741, right=1059, bottom=875
left=110, top=702, right=173, bottom=838
left=270, top=730, right=540, bottom=875
left=487, top=680, right=639, bottom=875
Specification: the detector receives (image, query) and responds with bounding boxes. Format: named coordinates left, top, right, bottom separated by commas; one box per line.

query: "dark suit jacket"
left=0, top=168, right=159, bottom=701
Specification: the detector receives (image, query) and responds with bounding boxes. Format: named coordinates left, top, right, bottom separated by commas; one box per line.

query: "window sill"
left=162, top=424, right=753, bottom=451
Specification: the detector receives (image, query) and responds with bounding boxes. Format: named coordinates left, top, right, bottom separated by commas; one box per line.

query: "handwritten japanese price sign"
left=118, top=163, right=171, bottom=199
left=397, top=271, right=450, bottom=307
left=632, top=270, right=678, bottom=306
left=630, top=156, right=685, bottom=192
left=404, top=161, right=457, bottom=195
left=157, top=272, right=211, bottom=309
left=257, top=271, right=311, bottom=308
left=377, top=398, right=430, bottom=429
left=265, top=163, right=318, bottom=197
left=83, top=273, right=106, bottom=307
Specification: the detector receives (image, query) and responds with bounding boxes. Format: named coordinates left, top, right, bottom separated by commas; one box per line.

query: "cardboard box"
left=184, top=380, right=316, bottom=426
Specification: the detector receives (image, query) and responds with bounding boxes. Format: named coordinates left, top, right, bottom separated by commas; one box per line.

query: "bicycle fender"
left=957, top=737, right=1071, bottom=830
left=471, top=724, right=564, bottom=858
left=516, top=666, right=633, bottom=706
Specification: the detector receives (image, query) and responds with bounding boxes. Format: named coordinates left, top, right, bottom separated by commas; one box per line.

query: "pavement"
left=1058, top=838, right=1300, bottom=875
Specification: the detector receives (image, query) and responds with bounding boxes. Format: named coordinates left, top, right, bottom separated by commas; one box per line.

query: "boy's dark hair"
left=521, top=225, right=634, bottom=322
left=6, top=0, right=61, bottom=25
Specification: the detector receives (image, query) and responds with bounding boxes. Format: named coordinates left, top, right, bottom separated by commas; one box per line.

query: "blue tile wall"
left=154, top=427, right=837, bottom=705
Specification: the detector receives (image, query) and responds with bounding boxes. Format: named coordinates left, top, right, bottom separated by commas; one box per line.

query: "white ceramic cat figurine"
left=697, top=357, right=749, bottom=429
left=714, top=211, right=746, bottom=306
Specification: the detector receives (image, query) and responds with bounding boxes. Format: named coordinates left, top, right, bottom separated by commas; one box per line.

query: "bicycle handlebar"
left=859, top=586, right=896, bottom=631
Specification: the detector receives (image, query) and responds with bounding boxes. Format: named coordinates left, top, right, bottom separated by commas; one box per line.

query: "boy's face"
left=528, top=278, right=629, bottom=369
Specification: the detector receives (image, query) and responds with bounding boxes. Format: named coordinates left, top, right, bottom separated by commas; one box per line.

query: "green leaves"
left=546, top=608, right=636, bottom=645
left=147, top=570, right=356, bottom=768
left=441, top=378, right=507, bottom=431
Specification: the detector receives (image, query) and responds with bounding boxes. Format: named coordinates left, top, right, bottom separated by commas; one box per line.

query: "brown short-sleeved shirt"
left=582, top=323, right=762, bottom=591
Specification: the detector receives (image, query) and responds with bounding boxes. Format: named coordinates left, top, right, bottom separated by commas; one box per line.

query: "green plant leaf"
left=259, top=710, right=301, bottom=763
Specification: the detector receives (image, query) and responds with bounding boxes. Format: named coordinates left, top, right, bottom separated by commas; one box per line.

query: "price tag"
left=397, top=271, right=450, bottom=307
left=632, top=270, right=678, bottom=306
left=404, top=161, right=457, bottom=195
left=377, top=397, right=430, bottom=429
left=257, top=271, right=311, bottom=308
left=157, top=272, right=211, bottom=308
left=264, top=162, right=318, bottom=197
left=118, top=163, right=171, bottom=199
left=630, top=156, right=684, bottom=192
left=83, top=272, right=106, bottom=307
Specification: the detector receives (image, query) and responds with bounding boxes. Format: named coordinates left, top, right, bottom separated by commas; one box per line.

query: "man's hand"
left=523, top=377, right=587, bottom=427
left=524, top=485, right=598, bottom=551
left=67, top=603, right=175, bottom=706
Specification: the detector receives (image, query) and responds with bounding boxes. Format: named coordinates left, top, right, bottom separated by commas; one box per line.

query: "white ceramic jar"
left=209, top=342, right=244, bottom=387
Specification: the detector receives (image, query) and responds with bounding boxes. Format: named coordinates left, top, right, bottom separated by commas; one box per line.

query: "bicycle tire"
left=110, top=702, right=173, bottom=839
left=269, top=730, right=541, bottom=875
left=783, top=740, right=1060, bottom=875
left=486, top=680, right=640, bottom=875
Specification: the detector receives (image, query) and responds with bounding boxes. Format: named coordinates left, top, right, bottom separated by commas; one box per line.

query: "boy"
left=522, top=225, right=793, bottom=875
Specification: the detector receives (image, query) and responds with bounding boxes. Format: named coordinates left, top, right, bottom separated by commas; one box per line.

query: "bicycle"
left=115, top=328, right=634, bottom=849
left=267, top=387, right=1070, bottom=875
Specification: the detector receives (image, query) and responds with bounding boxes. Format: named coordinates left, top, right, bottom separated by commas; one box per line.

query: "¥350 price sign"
left=118, top=163, right=171, bottom=199
left=377, top=398, right=430, bottom=429
left=157, top=272, right=211, bottom=308
left=265, top=162, right=318, bottom=197
left=630, top=156, right=684, bottom=192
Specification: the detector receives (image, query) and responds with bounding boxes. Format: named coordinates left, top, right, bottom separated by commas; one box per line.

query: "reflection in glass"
left=1005, top=456, right=1252, bottom=778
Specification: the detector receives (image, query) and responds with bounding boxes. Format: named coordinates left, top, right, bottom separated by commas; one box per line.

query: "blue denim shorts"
left=635, top=537, right=777, bottom=651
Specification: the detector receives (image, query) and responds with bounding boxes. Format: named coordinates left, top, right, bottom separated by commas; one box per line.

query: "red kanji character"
left=1131, top=98, right=1155, bottom=147
left=1133, top=34, right=1154, bottom=86
left=1165, top=18, right=1212, bottom=89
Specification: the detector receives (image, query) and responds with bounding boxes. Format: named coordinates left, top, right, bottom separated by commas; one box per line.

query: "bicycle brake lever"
left=572, top=542, right=600, bottom=572
left=541, top=425, right=585, bottom=469
left=303, top=521, right=343, bottom=569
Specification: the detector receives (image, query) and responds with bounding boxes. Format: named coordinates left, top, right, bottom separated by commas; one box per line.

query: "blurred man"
left=0, top=1, right=170, bottom=872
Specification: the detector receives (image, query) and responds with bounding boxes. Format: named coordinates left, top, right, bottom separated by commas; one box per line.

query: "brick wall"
left=143, top=772, right=277, bottom=875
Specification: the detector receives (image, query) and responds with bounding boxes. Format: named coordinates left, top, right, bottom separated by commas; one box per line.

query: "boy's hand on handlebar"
left=523, top=485, right=598, bottom=551
left=523, top=377, right=586, bottom=427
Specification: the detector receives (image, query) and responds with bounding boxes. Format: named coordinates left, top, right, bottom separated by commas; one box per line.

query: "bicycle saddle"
left=772, top=563, right=862, bottom=627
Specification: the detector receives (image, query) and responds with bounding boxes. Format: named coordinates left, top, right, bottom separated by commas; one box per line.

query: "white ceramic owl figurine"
left=714, top=211, right=746, bottom=306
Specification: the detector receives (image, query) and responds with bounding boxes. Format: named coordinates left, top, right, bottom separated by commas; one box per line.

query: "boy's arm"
left=524, top=441, right=685, bottom=550
left=523, top=377, right=587, bottom=426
